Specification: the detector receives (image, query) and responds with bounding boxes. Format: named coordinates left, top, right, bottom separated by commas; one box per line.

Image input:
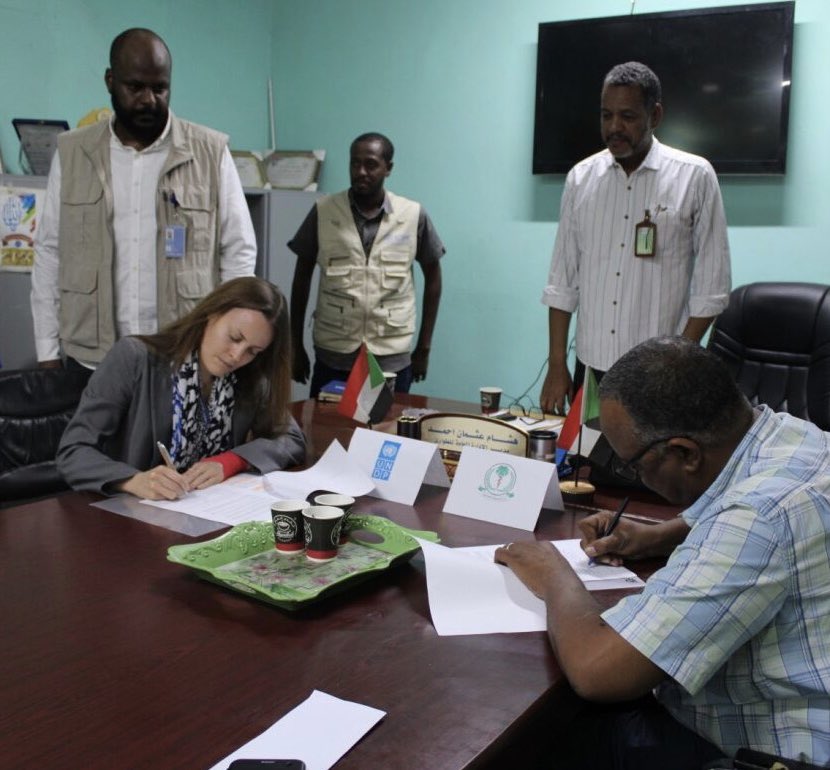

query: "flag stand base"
left=559, top=479, right=595, bottom=506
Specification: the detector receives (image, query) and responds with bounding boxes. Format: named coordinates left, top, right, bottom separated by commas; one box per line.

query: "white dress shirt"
left=541, top=138, right=731, bottom=371
left=31, top=113, right=256, bottom=362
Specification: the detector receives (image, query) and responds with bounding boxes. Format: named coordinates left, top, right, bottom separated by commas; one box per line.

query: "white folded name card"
left=443, top=446, right=562, bottom=531
left=348, top=427, right=449, bottom=505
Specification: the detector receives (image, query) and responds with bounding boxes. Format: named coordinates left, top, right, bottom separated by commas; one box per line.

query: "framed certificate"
left=230, top=150, right=267, bottom=188
left=13, top=118, right=69, bottom=176
left=264, top=150, right=324, bottom=190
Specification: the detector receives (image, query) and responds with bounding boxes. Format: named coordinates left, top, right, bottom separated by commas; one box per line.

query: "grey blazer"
left=57, top=337, right=306, bottom=493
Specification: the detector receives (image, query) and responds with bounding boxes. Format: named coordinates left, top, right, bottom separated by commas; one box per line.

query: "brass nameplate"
left=417, top=412, right=528, bottom=457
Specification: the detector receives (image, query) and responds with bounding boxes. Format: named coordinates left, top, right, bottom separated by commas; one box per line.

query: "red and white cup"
left=303, top=505, right=345, bottom=562
left=270, top=499, right=309, bottom=553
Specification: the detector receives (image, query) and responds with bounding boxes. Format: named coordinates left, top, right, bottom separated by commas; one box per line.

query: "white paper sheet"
left=417, top=538, right=644, bottom=636
left=208, top=690, right=385, bottom=770
left=264, top=440, right=375, bottom=500
left=142, top=472, right=276, bottom=525
left=140, top=441, right=375, bottom=526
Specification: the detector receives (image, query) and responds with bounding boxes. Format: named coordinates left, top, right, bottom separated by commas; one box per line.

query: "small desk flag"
left=558, top=366, right=601, bottom=455
left=337, top=344, right=394, bottom=425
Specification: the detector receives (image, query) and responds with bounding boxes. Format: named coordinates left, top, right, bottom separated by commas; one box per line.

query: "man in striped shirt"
left=540, top=61, right=731, bottom=415
left=498, top=337, right=830, bottom=768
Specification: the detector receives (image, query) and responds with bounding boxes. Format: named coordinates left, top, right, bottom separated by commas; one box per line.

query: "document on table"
left=142, top=472, right=275, bottom=525
left=263, top=439, right=375, bottom=500
left=417, top=538, right=645, bottom=636
left=208, top=689, right=385, bottom=770
left=140, top=440, right=374, bottom=526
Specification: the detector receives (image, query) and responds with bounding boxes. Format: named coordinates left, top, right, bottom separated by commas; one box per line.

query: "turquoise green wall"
left=0, top=0, right=275, bottom=169
left=3, top=1, right=828, bottom=406
left=272, top=0, right=830, bottom=405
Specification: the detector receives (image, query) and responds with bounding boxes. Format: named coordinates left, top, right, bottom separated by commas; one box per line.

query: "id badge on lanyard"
left=634, top=209, right=656, bottom=258
left=164, top=191, right=187, bottom=259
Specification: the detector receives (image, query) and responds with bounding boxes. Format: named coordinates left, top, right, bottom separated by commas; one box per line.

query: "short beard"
left=110, top=93, right=167, bottom=144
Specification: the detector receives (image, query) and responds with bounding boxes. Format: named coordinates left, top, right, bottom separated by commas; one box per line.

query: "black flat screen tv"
left=533, top=2, right=795, bottom=175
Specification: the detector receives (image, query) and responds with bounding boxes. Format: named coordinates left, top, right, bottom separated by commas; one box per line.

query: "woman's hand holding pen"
left=116, top=465, right=190, bottom=500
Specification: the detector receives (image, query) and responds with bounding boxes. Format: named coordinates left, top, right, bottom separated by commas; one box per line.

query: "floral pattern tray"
left=167, top=514, right=439, bottom=610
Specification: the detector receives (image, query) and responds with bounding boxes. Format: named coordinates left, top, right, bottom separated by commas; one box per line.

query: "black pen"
left=603, top=496, right=631, bottom=539
left=588, top=496, right=630, bottom=566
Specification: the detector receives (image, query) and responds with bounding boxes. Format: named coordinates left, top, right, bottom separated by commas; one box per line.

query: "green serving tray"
left=167, top=513, right=439, bottom=610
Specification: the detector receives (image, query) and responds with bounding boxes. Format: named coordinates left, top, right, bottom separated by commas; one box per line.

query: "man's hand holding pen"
left=580, top=508, right=691, bottom=566
left=581, top=512, right=638, bottom=567
left=579, top=497, right=628, bottom=567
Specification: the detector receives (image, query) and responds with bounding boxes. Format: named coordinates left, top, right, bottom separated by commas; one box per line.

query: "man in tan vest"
left=288, top=132, right=445, bottom=397
left=31, top=27, right=256, bottom=369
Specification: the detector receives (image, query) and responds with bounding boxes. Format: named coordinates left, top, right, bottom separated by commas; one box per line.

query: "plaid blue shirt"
left=603, top=406, right=830, bottom=763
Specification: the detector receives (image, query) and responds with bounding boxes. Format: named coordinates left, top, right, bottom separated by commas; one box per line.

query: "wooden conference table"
left=0, top=395, right=677, bottom=770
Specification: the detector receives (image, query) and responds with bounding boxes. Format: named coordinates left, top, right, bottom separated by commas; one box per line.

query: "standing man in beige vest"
left=31, top=27, right=256, bottom=369
left=288, top=132, right=445, bottom=397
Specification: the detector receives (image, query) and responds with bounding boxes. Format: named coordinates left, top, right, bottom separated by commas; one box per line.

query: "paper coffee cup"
left=480, top=386, right=502, bottom=414
left=313, top=493, right=355, bottom=543
left=303, top=505, right=345, bottom=562
left=271, top=499, right=309, bottom=553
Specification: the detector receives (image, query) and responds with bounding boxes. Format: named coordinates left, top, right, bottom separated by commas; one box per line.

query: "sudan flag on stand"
left=337, top=344, right=394, bottom=425
left=557, top=366, right=602, bottom=456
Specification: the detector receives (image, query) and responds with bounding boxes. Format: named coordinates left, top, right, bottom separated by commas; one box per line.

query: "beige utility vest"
left=56, top=116, right=226, bottom=363
left=314, top=191, right=419, bottom=356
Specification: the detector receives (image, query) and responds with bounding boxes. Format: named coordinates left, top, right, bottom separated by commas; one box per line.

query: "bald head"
left=106, top=28, right=172, bottom=149
left=110, top=28, right=171, bottom=72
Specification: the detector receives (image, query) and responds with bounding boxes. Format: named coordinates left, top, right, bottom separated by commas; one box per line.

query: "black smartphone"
left=228, top=761, right=306, bottom=770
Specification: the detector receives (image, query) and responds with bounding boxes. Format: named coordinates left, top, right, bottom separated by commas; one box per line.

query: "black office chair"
left=0, top=367, right=91, bottom=505
left=708, top=282, right=830, bottom=431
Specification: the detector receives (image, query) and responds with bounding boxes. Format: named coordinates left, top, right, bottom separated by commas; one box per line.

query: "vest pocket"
left=373, top=302, right=415, bottom=338
left=322, top=262, right=352, bottom=289
left=61, top=189, right=105, bottom=264
left=379, top=249, right=411, bottom=290
left=316, top=297, right=361, bottom=335
left=170, top=188, right=213, bottom=254
left=175, top=269, right=214, bottom=316
left=58, top=267, right=98, bottom=348
left=176, top=269, right=213, bottom=297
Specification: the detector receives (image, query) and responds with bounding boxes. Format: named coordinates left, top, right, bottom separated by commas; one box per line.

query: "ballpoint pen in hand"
left=156, top=441, right=176, bottom=470
left=588, top=496, right=630, bottom=566
left=156, top=442, right=191, bottom=498
left=603, top=495, right=631, bottom=539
